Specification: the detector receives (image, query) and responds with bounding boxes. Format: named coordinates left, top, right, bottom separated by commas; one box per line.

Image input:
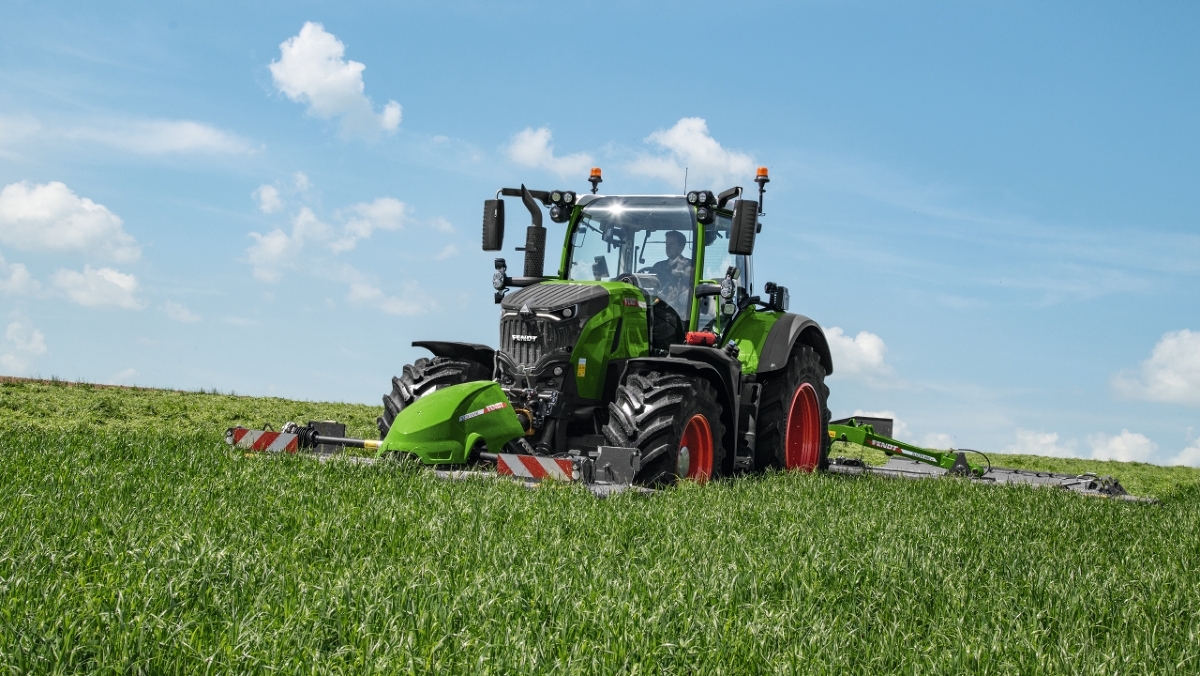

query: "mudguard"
left=413, top=341, right=496, bottom=369
left=757, top=313, right=833, bottom=376
left=380, top=381, right=523, bottom=464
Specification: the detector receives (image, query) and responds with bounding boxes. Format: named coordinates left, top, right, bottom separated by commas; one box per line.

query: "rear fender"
left=757, top=313, right=833, bottom=376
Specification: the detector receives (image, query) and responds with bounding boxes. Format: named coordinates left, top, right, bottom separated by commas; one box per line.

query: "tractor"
left=370, top=167, right=833, bottom=485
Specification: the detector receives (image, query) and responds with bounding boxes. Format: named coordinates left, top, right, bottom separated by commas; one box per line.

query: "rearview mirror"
left=482, top=199, right=504, bottom=251
left=592, top=255, right=610, bottom=280
left=728, top=200, right=758, bottom=255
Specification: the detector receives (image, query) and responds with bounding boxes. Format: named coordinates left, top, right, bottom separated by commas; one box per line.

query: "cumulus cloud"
left=1170, top=438, right=1200, bottom=468
left=506, top=127, right=594, bottom=179
left=849, top=409, right=908, bottom=439
left=162, top=301, right=201, bottom=323
left=65, top=119, right=254, bottom=154
left=429, top=216, right=455, bottom=233
left=331, top=197, right=407, bottom=252
left=51, top=265, right=144, bottom=309
left=0, top=181, right=140, bottom=262
left=270, top=22, right=401, bottom=137
left=434, top=244, right=458, bottom=261
left=347, top=282, right=424, bottom=316
left=253, top=185, right=283, bottom=213
left=246, top=207, right=331, bottom=281
left=1003, top=429, right=1081, bottom=458
left=1112, top=329, right=1200, bottom=406
left=0, top=318, right=47, bottom=374
left=827, top=327, right=892, bottom=381
left=247, top=197, right=413, bottom=274
left=1088, top=430, right=1157, bottom=463
left=0, top=252, right=38, bottom=295
left=628, top=117, right=756, bottom=188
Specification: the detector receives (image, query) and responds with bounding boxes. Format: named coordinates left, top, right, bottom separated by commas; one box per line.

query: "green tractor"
left=372, top=167, right=834, bottom=486
left=225, top=167, right=1140, bottom=499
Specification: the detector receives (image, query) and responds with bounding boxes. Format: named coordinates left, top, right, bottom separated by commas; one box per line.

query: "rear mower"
left=226, top=167, right=1139, bottom=499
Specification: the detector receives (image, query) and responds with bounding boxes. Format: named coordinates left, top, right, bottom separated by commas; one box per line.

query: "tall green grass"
left=2, top=426, right=1199, bottom=674
left=2, top=380, right=1199, bottom=673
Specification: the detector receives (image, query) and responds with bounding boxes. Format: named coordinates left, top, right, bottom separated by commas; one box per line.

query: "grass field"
left=2, top=379, right=1199, bottom=674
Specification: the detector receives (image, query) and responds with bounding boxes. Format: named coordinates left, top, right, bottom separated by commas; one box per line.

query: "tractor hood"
left=498, top=282, right=612, bottom=372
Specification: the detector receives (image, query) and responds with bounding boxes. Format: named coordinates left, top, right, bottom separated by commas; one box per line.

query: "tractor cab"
left=564, top=195, right=752, bottom=349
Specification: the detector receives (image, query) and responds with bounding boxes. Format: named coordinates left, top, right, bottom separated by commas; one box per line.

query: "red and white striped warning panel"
left=495, top=454, right=578, bottom=482
left=226, top=427, right=299, bottom=453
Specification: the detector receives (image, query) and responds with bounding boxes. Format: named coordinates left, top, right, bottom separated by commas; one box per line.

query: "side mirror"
left=729, top=200, right=758, bottom=255
left=482, top=199, right=505, bottom=251
left=592, top=255, right=610, bottom=280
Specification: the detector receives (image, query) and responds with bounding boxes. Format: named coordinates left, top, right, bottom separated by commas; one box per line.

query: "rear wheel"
left=376, top=357, right=491, bottom=438
left=602, top=371, right=726, bottom=486
left=755, top=344, right=831, bottom=472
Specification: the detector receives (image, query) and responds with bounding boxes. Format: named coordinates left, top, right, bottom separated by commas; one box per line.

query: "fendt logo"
left=511, top=334, right=539, bottom=342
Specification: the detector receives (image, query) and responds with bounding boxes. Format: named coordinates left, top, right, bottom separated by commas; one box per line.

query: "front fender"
left=757, top=313, right=833, bottom=376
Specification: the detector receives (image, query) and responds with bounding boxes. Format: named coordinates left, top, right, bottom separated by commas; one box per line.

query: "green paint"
left=723, top=308, right=781, bottom=374
left=830, top=418, right=986, bottom=475
left=560, top=280, right=650, bottom=399
left=380, top=381, right=524, bottom=464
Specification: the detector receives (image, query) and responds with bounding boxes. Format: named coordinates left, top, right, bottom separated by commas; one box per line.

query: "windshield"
left=567, top=196, right=697, bottom=318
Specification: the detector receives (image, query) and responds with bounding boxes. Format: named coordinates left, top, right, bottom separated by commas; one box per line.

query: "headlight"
left=686, top=191, right=699, bottom=205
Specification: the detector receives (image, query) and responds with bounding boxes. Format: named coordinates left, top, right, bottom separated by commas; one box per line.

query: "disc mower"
left=226, top=167, right=1138, bottom=499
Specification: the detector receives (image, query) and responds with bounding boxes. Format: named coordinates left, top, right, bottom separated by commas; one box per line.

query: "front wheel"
left=602, top=371, right=726, bottom=486
left=376, top=357, right=491, bottom=438
left=755, top=344, right=831, bottom=472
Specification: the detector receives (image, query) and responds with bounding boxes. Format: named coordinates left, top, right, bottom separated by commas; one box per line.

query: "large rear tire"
left=376, top=357, right=491, bottom=438
left=602, top=371, right=726, bottom=486
left=755, top=344, right=831, bottom=472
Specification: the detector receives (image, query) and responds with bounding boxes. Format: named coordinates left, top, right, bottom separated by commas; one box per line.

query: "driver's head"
left=664, top=230, right=686, bottom=259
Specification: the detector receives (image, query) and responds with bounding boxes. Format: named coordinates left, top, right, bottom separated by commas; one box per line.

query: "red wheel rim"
left=679, top=414, right=714, bottom=482
left=784, top=383, right=821, bottom=472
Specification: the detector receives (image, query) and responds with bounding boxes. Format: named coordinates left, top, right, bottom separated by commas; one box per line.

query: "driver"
left=646, top=230, right=693, bottom=313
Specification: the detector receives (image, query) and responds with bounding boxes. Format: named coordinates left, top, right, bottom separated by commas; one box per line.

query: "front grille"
left=500, top=316, right=580, bottom=367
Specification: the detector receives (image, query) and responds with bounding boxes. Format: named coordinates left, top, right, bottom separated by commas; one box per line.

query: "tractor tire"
left=755, top=344, right=831, bottom=472
left=602, top=371, right=726, bottom=486
left=376, top=357, right=491, bottom=438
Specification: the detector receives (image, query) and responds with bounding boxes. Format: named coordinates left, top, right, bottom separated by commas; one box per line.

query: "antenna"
left=683, top=167, right=688, bottom=194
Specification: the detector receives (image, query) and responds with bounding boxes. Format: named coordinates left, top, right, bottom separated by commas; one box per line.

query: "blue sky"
left=1, top=1, right=1197, bottom=465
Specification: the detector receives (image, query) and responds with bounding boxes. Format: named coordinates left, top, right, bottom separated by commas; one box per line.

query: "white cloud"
left=1003, top=429, right=1081, bottom=458
left=347, top=282, right=424, bottom=316
left=109, top=368, right=139, bottom=384
left=0, top=252, right=38, bottom=295
left=827, top=327, right=893, bottom=381
left=246, top=207, right=330, bottom=281
left=0, top=318, right=47, bottom=374
left=0, top=115, right=41, bottom=144
left=269, top=22, right=401, bottom=137
left=293, top=172, right=311, bottom=192
left=1169, top=438, right=1200, bottom=468
left=65, top=120, right=254, bottom=154
left=253, top=185, right=283, bottom=214
left=429, top=216, right=455, bottom=233
left=922, top=432, right=956, bottom=450
left=506, top=127, right=594, bottom=179
left=1088, top=430, right=1157, bottom=463
left=434, top=244, right=458, bottom=261
left=1112, top=329, right=1200, bottom=406
left=331, top=197, right=407, bottom=252
left=628, top=117, right=756, bottom=188
left=851, top=409, right=911, bottom=441
left=51, top=265, right=144, bottom=309
left=0, top=181, right=140, bottom=262
left=163, top=301, right=201, bottom=323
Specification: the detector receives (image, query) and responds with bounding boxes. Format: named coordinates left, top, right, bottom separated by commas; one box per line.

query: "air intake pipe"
left=520, top=185, right=546, bottom=278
